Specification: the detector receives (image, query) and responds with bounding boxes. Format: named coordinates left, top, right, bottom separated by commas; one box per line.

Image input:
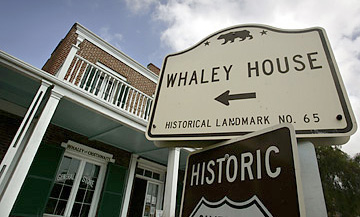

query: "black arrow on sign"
left=215, top=90, right=256, bottom=106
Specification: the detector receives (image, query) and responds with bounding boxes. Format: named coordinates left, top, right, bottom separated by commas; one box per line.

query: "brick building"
left=0, top=23, right=189, bottom=217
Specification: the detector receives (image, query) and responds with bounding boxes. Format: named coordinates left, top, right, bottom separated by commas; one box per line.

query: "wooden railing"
left=64, top=55, right=153, bottom=121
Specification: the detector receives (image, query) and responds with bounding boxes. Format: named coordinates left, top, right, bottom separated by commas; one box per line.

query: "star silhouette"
left=260, top=30, right=268, bottom=35
left=204, top=41, right=210, bottom=46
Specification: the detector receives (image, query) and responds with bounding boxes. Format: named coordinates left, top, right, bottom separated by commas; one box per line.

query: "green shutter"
left=10, top=144, right=65, bottom=216
left=97, top=163, right=128, bottom=217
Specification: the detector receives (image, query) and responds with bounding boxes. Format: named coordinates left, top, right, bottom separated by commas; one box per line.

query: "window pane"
left=80, top=204, right=90, bottom=217
left=144, top=204, right=150, bottom=216
left=66, top=158, right=81, bottom=185
left=71, top=203, right=81, bottom=217
left=135, top=167, right=144, bottom=175
left=144, top=170, right=152, bottom=178
left=55, top=200, right=67, bottom=215
left=59, top=156, right=71, bottom=173
left=50, top=183, right=62, bottom=198
left=83, top=163, right=93, bottom=176
left=84, top=190, right=94, bottom=204
left=152, top=172, right=160, bottom=180
left=60, top=185, right=72, bottom=199
left=80, top=163, right=98, bottom=189
left=152, top=184, right=158, bottom=197
left=93, top=165, right=100, bottom=178
left=147, top=182, right=153, bottom=195
left=45, top=156, right=80, bottom=215
left=75, top=188, right=85, bottom=202
left=79, top=176, right=87, bottom=189
left=88, top=178, right=97, bottom=190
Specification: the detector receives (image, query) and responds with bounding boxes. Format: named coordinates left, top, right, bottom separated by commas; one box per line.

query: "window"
left=44, top=141, right=113, bottom=217
left=71, top=162, right=101, bottom=216
left=143, top=182, right=159, bottom=217
left=44, top=156, right=104, bottom=217
left=45, top=156, right=80, bottom=215
left=136, top=168, right=161, bottom=181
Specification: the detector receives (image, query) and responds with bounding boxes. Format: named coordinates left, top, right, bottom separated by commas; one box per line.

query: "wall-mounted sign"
left=180, top=124, right=305, bottom=217
left=62, top=140, right=115, bottom=163
left=146, top=24, right=356, bottom=142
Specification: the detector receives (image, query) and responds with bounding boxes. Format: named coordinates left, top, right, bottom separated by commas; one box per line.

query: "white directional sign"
left=146, top=24, right=357, bottom=141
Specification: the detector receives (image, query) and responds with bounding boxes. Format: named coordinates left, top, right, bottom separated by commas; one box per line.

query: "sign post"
left=181, top=124, right=305, bottom=217
left=146, top=25, right=356, bottom=145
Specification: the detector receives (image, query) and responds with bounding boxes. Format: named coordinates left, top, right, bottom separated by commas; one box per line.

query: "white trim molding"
left=137, top=158, right=167, bottom=174
left=121, top=154, right=138, bottom=217
left=61, top=140, right=115, bottom=163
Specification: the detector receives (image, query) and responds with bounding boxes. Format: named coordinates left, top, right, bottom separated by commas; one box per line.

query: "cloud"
left=99, top=26, right=123, bottom=49
left=127, top=0, right=360, bottom=156
left=124, top=0, right=158, bottom=13
left=150, top=0, right=360, bottom=53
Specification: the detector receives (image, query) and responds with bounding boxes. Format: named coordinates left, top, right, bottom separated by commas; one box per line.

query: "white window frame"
left=135, top=158, right=167, bottom=214
left=141, top=180, right=162, bottom=217
left=44, top=141, right=114, bottom=217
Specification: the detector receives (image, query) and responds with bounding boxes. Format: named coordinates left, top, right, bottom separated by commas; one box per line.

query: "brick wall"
left=42, top=25, right=78, bottom=76
left=147, top=63, right=160, bottom=76
left=42, top=123, right=131, bottom=167
left=0, top=110, right=131, bottom=167
left=76, top=40, right=157, bottom=96
left=42, top=23, right=157, bottom=97
left=0, top=110, right=22, bottom=162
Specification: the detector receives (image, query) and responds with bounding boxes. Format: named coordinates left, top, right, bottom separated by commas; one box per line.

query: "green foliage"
left=315, top=146, right=360, bottom=217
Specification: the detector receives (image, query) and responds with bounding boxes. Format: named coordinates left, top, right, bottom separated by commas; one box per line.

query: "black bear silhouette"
left=217, top=30, right=253, bottom=44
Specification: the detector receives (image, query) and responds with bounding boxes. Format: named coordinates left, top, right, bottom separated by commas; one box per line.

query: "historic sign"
left=180, top=124, right=305, bottom=217
left=146, top=24, right=356, bottom=141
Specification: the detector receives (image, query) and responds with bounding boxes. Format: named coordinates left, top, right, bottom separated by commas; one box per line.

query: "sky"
left=0, top=0, right=359, bottom=156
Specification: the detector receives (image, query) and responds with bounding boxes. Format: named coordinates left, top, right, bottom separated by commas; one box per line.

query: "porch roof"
left=0, top=50, right=190, bottom=169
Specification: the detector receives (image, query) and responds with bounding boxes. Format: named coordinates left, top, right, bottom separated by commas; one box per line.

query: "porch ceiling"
left=0, top=64, right=40, bottom=109
left=52, top=98, right=189, bottom=169
left=0, top=58, right=190, bottom=170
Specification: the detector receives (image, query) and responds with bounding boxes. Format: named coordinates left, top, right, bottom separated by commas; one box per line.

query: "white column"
left=163, top=148, right=180, bottom=217
left=56, top=36, right=84, bottom=80
left=0, top=89, right=62, bottom=216
left=121, top=154, right=138, bottom=217
left=298, top=141, right=328, bottom=217
left=0, top=80, right=51, bottom=194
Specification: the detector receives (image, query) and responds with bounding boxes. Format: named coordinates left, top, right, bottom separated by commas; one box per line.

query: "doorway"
left=127, top=178, right=147, bottom=216
left=128, top=177, right=162, bottom=217
left=127, top=160, right=165, bottom=217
